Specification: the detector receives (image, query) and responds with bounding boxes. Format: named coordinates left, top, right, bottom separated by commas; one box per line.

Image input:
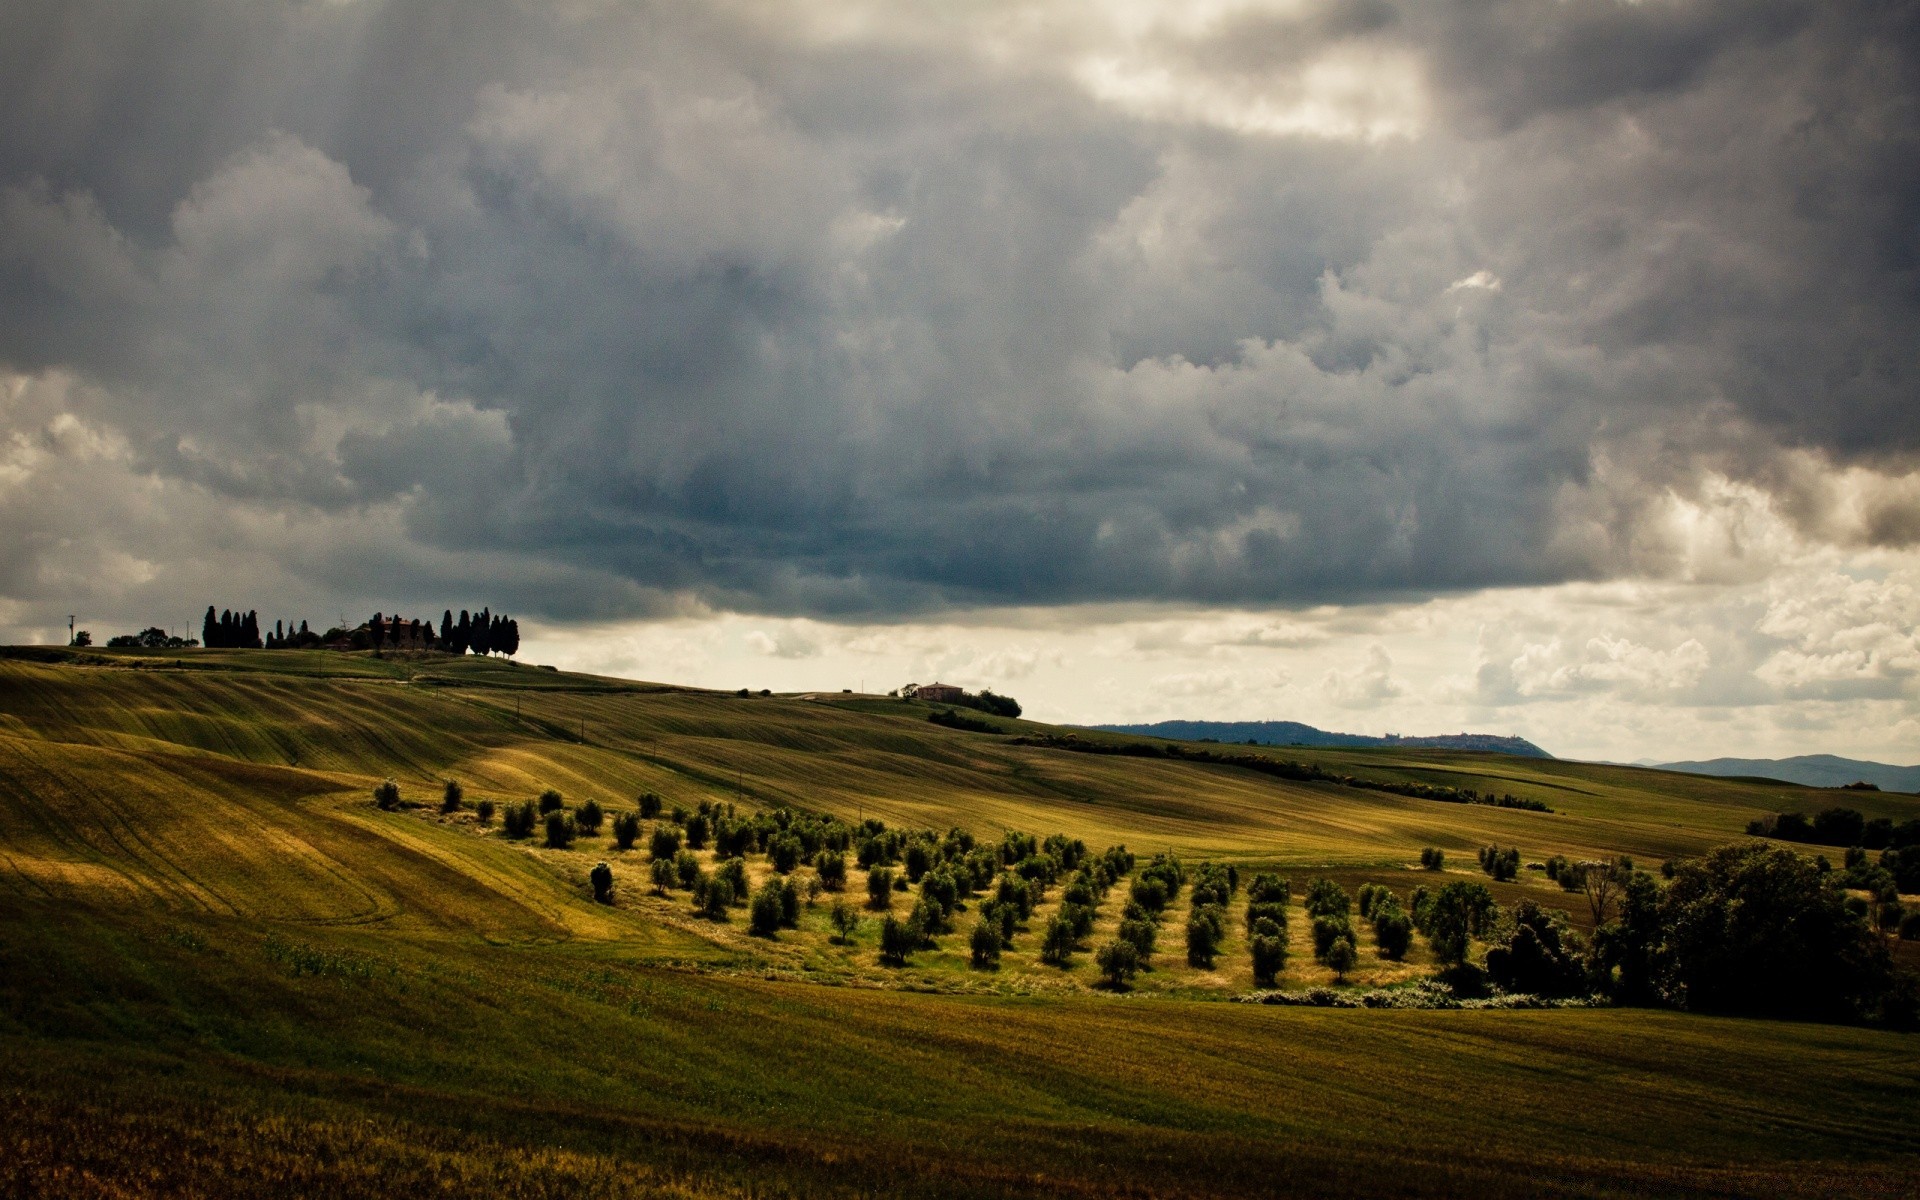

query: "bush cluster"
left=1478, top=845, right=1520, bottom=882
left=502, top=801, right=537, bottom=840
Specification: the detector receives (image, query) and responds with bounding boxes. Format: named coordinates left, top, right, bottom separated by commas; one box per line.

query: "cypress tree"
left=440, top=610, right=454, bottom=649
left=456, top=610, right=471, bottom=654
left=370, top=612, right=386, bottom=652
left=473, top=607, right=492, bottom=655
left=203, top=606, right=217, bottom=648
left=242, top=611, right=261, bottom=649
left=503, top=617, right=520, bottom=658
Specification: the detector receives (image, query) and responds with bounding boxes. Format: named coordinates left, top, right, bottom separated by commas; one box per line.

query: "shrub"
left=544, top=812, right=576, bottom=850
left=440, top=779, right=463, bottom=813
left=1097, top=939, right=1140, bottom=988
left=575, top=799, right=604, bottom=835
left=779, top=878, right=801, bottom=928
left=637, top=791, right=662, bottom=819
left=815, top=851, right=848, bottom=890
left=1118, top=917, right=1156, bottom=962
left=475, top=799, right=496, bottom=826
left=1245, top=900, right=1288, bottom=935
left=1901, top=911, right=1920, bottom=941
left=649, top=825, right=682, bottom=861
left=1186, top=911, right=1222, bottom=968
left=830, top=898, right=860, bottom=943
left=590, top=861, right=614, bottom=904
left=670, top=805, right=688, bottom=825
left=1425, top=881, right=1498, bottom=966
left=1484, top=900, right=1586, bottom=998
left=1877, top=901, right=1904, bottom=932
left=879, top=915, right=914, bottom=966
left=921, top=870, right=959, bottom=921
left=702, top=876, right=734, bottom=919
left=1040, top=915, right=1077, bottom=965
left=1311, top=916, right=1353, bottom=961
left=650, top=857, right=676, bottom=893
left=1304, top=878, right=1350, bottom=919
left=904, top=842, right=931, bottom=882
left=1060, top=902, right=1095, bottom=942
left=612, top=812, right=641, bottom=850
left=502, top=802, right=536, bottom=839
left=1246, top=873, right=1290, bottom=904
left=538, top=789, right=564, bottom=815
left=1131, top=877, right=1169, bottom=914
left=911, top=894, right=946, bottom=940
left=373, top=779, right=401, bottom=810
left=996, top=873, right=1033, bottom=920
left=768, top=834, right=803, bottom=873
left=867, top=867, right=896, bottom=910
left=675, top=850, right=700, bottom=889
left=715, top=857, right=749, bottom=903
left=1373, top=909, right=1413, bottom=960
left=970, top=919, right=1002, bottom=968
left=1478, top=845, right=1520, bottom=882
left=1325, top=937, right=1357, bottom=981
left=684, top=813, right=711, bottom=851
left=1357, top=883, right=1384, bottom=920
left=1419, top=847, right=1445, bottom=871
left=749, top=884, right=783, bottom=938
left=985, top=900, right=1019, bottom=945
left=1250, top=918, right=1287, bottom=987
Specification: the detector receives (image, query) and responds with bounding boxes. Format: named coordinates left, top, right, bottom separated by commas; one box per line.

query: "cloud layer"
left=1, top=2, right=1917, bottom=755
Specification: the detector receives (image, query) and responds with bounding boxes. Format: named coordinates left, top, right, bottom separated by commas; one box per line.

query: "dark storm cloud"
left=1, top=0, right=1917, bottom=630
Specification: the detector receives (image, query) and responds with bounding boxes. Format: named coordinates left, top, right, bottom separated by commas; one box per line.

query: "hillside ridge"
left=1659, top=753, right=1920, bottom=794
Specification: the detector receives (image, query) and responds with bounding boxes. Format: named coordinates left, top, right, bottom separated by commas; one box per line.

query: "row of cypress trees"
left=199, top=604, right=521, bottom=656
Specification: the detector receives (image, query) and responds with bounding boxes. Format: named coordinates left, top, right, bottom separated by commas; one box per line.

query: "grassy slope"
left=2, top=648, right=1917, bottom=1197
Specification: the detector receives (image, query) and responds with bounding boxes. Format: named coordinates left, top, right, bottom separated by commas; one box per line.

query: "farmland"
left=2, top=646, right=1917, bottom=1197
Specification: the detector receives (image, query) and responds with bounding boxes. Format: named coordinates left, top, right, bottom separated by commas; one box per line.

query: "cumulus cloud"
left=0, top=1, right=1917, bottom=761
left=1322, top=644, right=1403, bottom=708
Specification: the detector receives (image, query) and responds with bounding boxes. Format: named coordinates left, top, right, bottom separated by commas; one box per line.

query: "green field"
left=3, top=647, right=1917, bottom=1197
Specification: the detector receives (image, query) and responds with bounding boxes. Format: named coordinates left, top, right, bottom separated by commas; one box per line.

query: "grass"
left=2, top=647, right=1917, bottom=1196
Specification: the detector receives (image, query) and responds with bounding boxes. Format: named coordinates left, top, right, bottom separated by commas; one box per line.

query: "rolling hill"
left=3, top=646, right=1917, bottom=1198
left=1659, top=753, right=1920, bottom=794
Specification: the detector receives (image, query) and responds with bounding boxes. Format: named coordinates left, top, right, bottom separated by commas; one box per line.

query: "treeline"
left=902, top=685, right=1022, bottom=718
left=1747, top=806, right=1920, bottom=851
left=1007, top=732, right=1552, bottom=812
left=198, top=605, right=521, bottom=656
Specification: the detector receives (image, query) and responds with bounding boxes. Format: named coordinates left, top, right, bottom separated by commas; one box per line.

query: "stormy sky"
left=3, top=0, right=1917, bottom=761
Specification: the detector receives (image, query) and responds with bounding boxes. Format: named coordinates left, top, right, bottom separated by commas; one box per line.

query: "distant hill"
left=1086, top=719, right=1552, bottom=759
left=1658, top=754, right=1920, bottom=794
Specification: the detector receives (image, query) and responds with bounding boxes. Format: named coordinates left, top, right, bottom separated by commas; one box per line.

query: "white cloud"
left=1321, top=644, right=1403, bottom=708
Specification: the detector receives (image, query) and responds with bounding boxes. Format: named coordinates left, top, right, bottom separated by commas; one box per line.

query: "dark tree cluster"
left=106, top=627, right=195, bottom=649
left=1747, top=807, right=1920, bottom=852
left=201, top=607, right=264, bottom=649
left=1591, top=842, right=1907, bottom=1024
left=194, top=603, right=521, bottom=656
left=1008, top=733, right=1552, bottom=812
left=1477, top=845, right=1520, bottom=882
left=431, top=608, right=521, bottom=657
left=1357, top=884, right=1412, bottom=961
left=903, top=684, right=1022, bottom=718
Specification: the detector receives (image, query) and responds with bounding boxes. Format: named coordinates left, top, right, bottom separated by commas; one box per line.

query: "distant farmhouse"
left=910, top=682, right=964, bottom=703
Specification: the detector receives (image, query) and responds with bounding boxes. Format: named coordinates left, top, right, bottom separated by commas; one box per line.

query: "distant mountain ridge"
left=1657, top=754, right=1920, bottom=794
left=1086, top=719, right=1552, bottom=759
